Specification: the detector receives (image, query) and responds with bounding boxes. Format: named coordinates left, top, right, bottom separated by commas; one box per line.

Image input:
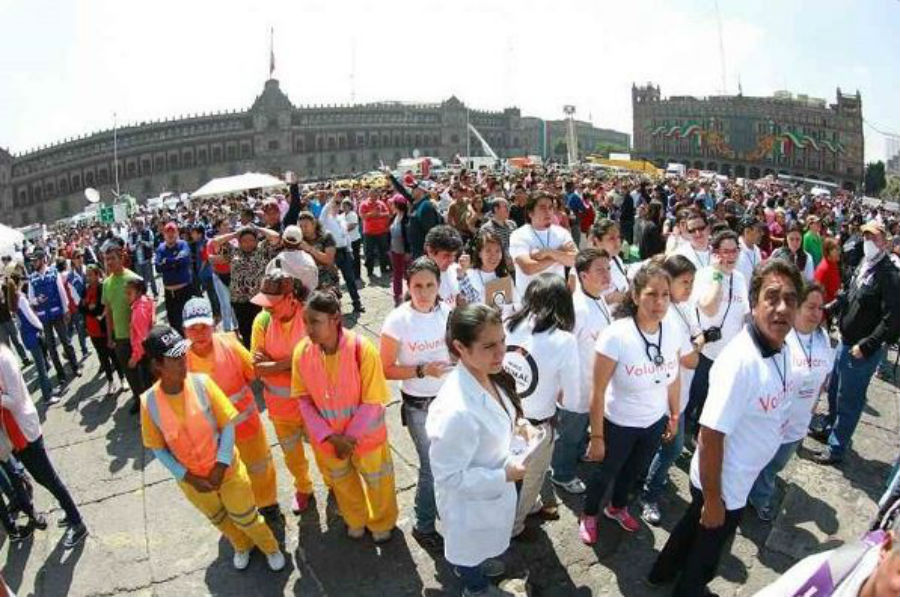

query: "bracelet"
left=415, top=364, right=425, bottom=379
left=590, top=434, right=604, bottom=439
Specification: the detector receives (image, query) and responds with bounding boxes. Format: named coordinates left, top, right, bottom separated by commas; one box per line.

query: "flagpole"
left=113, top=112, right=120, bottom=198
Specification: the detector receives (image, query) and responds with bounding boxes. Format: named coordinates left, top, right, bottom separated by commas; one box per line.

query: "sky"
left=1, top=0, right=898, bottom=162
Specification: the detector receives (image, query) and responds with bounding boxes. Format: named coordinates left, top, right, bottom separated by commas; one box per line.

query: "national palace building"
left=631, top=83, right=864, bottom=191
left=0, top=78, right=628, bottom=227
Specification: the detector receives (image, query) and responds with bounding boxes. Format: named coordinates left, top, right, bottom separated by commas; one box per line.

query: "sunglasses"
left=687, top=226, right=707, bottom=234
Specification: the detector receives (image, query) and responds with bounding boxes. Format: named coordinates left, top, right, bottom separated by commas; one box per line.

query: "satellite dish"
left=84, top=188, right=100, bottom=204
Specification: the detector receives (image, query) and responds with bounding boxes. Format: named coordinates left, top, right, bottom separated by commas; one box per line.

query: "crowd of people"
left=1, top=162, right=900, bottom=596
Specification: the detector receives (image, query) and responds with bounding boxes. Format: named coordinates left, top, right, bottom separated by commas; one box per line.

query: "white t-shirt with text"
left=690, top=267, right=750, bottom=360
left=783, top=328, right=835, bottom=443
left=570, top=288, right=613, bottom=413
left=380, top=302, right=452, bottom=397
left=509, top=224, right=574, bottom=293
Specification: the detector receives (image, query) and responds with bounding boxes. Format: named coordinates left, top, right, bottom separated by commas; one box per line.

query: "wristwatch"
left=415, top=364, right=425, bottom=379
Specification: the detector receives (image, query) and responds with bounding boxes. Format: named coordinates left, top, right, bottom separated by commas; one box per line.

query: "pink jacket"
left=130, top=295, right=155, bottom=361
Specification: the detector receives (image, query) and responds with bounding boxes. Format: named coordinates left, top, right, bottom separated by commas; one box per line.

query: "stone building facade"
left=1, top=78, right=628, bottom=227
left=519, top=118, right=630, bottom=159
left=631, top=83, right=864, bottom=190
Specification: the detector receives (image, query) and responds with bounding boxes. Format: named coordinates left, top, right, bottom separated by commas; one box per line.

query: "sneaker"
left=22, top=359, right=32, bottom=368
left=347, top=526, right=365, bottom=539
left=481, top=557, right=506, bottom=578
left=233, top=549, right=251, bottom=571
left=291, top=492, right=313, bottom=515
left=603, top=505, right=641, bottom=533
left=266, top=550, right=286, bottom=571
left=411, top=527, right=444, bottom=551
left=812, top=448, right=843, bottom=466
left=30, top=513, right=48, bottom=531
left=578, top=515, right=598, bottom=545
left=73, top=367, right=83, bottom=378
left=63, top=522, right=88, bottom=548
left=353, top=304, right=366, bottom=314
left=752, top=502, right=775, bottom=523
left=640, top=501, right=662, bottom=526
left=57, top=515, right=72, bottom=528
left=372, top=529, right=393, bottom=544
left=48, top=392, right=61, bottom=405
left=551, top=476, right=586, bottom=494
left=8, top=524, right=34, bottom=543
left=807, top=427, right=830, bottom=443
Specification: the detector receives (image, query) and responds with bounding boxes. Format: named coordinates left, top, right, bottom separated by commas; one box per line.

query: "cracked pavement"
left=3, top=274, right=898, bottom=597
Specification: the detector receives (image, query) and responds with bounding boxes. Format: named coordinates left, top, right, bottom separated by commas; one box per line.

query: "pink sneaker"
left=578, top=515, right=598, bottom=544
left=291, top=491, right=313, bottom=514
left=603, top=505, right=641, bottom=532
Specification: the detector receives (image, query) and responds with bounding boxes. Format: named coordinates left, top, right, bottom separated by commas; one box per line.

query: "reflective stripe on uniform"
left=360, top=460, right=395, bottom=485
left=208, top=507, right=227, bottom=525
left=245, top=453, right=273, bottom=476
left=320, top=405, right=357, bottom=421
left=227, top=505, right=260, bottom=527
left=264, top=383, right=292, bottom=398
left=329, top=462, right=353, bottom=481
left=232, top=403, right=258, bottom=426
left=278, top=428, right=305, bottom=449
left=145, top=374, right=221, bottom=447
left=228, top=386, right=251, bottom=404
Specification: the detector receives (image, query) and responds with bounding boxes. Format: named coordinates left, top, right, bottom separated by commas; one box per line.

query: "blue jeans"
left=67, top=311, right=89, bottom=356
left=0, top=320, right=28, bottom=362
left=335, top=248, right=361, bottom=308
left=135, top=261, right=158, bottom=297
left=642, top=415, right=686, bottom=503
left=455, top=564, right=489, bottom=594
left=401, top=397, right=437, bottom=534
left=550, top=409, right=589, bottom=483
left=212, top=273, right=236, bottom=332
left=748, top=439, right=801, bottom=511
left=825, top=342, right=885, bottom=460
left=27, top=342, right=54, bottom=401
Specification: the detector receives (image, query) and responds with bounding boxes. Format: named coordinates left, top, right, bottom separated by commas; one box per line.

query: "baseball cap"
left=262, top=197, right=279, bottom=210
left=164, top=221, right=178, bottom=232
left=182, top=297, right=214, bottom=328
left=251, top=269, right=294, bottom=307
left=860, top=220, right=886, bottom=236
left=282, top=225, right=303, bottom=246
left=737, top=216, right=764, bottom=233
left=143, top=325, right=190, bottom=360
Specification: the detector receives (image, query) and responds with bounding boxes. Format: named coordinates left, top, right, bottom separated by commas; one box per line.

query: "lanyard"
left=696, top=273, right=734, bottom=329
left=531, top=226, right=550, bottom=248
left=770, top=350, right=787, bottom=396
left=672, top=304, right=695, bottom=336
left=692, top=247, right=709, bottom=268
left=612, top=256, right=626, bottom=277
left=794, top=329, right=816, bottom=369
left=588, top=295, right=611, bottom=324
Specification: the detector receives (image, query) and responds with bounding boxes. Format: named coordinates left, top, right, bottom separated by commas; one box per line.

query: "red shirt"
left=207, top=239, right=230, bottom=275
left=358, top=198, right=391, bottom=236
left=814, top=258, right=841, bottom=303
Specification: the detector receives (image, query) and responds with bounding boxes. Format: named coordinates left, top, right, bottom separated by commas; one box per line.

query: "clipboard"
left=484, top=276, right=513, bottom=309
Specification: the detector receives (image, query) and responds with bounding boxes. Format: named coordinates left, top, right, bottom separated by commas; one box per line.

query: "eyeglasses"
left=687, top=226, right=707, bottom=235
left=716, top=248, right=739, bottom=256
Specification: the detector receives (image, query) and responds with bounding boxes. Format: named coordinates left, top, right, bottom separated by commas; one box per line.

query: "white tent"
left=0, top=223, right=25, bottom=258
left=191, top=172, right=285, bottom=198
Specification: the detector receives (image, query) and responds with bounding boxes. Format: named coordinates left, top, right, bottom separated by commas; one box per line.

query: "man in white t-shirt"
left=674, top=212, right=712, bottom=271
left=649, top=258, right=803, bottom=597
left=423, top=225, right=464, bottom=310
left=684, top=229, right=749, bottom=441
left=339, top=198, right=363, bottom=282
left=736, top=216, right=765, bottom=290
left=508, top=192, right=577, bottom=296
left=551, top=248, right=612, bottom=494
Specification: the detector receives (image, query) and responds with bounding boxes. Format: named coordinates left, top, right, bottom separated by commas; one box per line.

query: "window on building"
left=85, top=172, right=95, bottom=186
left=183, top=153, right=193, bottom=167
left=242, top=144, right=252, bottom=157
left=98, top=170, right=109, bottom=184
left=450, top=134, right=459, bottom=144
left=168, top=154, right=179, bottom=169
left=307, top=156, right=316, bottom=169
left=59, top=179, right=68, bottom=193
left=155, top=157, right=165, bottom=171
left=71, top=175, right=81, bottom=190
left=212, top=147, right=222, bottom=162
left=267, top=140, right=279, bottom=152
left=198, top=150, right=207, bottom=164
left=127, top=163, right=137, bottom=178
left=227, top=146, right=237, bottom=160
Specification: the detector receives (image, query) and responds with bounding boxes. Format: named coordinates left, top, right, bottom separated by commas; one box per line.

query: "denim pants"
left=550, top=409, right=589, bottom=483
left=27, top=341, right=54, bottom=401
left=212, top=273, right=236, bottom=332
left=335, top=248, right=361, bottom=308
left=642, top=415, right=686, bottom=503
left=401, top=396, right=437, bottom=534
left=0, top=320, right=28, bottom=362
left=44, top=314, right=78, bottom=378
left=748, top=439, right=801, bottom=511
left=363, top=233, right=391, bottom=275
left=67, top=311, right=89, bottom=356
left=135, top=261, right=158, bottom=297
left=15, top=436, right=82, bottom=526
left=825, top=342, right=885, bottom=460
left=583, top=416, right=667, bottom=516
left=455, top=564, right=489, bottom=594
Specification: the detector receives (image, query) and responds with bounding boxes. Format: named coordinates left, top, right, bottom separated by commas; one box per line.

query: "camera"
left=702, top=327, right=722, bottom=343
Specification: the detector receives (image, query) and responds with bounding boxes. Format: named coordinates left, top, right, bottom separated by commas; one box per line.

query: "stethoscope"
left=633, top=318, right=665, bottom=367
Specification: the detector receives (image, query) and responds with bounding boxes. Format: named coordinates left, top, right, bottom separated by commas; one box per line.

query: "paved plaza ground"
left=2, top=273, right=898, bottom=597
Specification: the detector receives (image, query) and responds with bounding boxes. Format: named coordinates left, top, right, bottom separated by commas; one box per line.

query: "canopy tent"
left=0, top=223, right=26, bottom=258
left=191, top=172, right=285, bottom=199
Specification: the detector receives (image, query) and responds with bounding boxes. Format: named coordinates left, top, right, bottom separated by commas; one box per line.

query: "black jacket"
left=834, top=254, right=900, bottom=357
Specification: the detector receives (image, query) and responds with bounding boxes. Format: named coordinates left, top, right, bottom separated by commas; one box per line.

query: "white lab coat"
left=426, top=364, right=518, bottom=567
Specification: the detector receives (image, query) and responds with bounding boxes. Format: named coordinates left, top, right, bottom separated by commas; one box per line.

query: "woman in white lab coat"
left=426, top=304, right=526, bottom=597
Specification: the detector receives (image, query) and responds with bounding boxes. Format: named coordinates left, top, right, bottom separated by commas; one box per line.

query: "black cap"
left=30, top=249, right=46, bottom=260
left=142, top=325, right=189, bottom=360
left=737, top=216, right=764, bottom=234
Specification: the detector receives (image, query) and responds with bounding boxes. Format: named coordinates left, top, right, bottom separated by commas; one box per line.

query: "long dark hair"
left=613, top=261, right=671, bottom=319
left=470, top=228, right=509, bottom=278
left=506, top=273, right=575, bottom=334
left=447, top=304, right=522, bottom=418
left=773, top=222, right=808, bottom=272
left=403, top=256, right=441, bottom=306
